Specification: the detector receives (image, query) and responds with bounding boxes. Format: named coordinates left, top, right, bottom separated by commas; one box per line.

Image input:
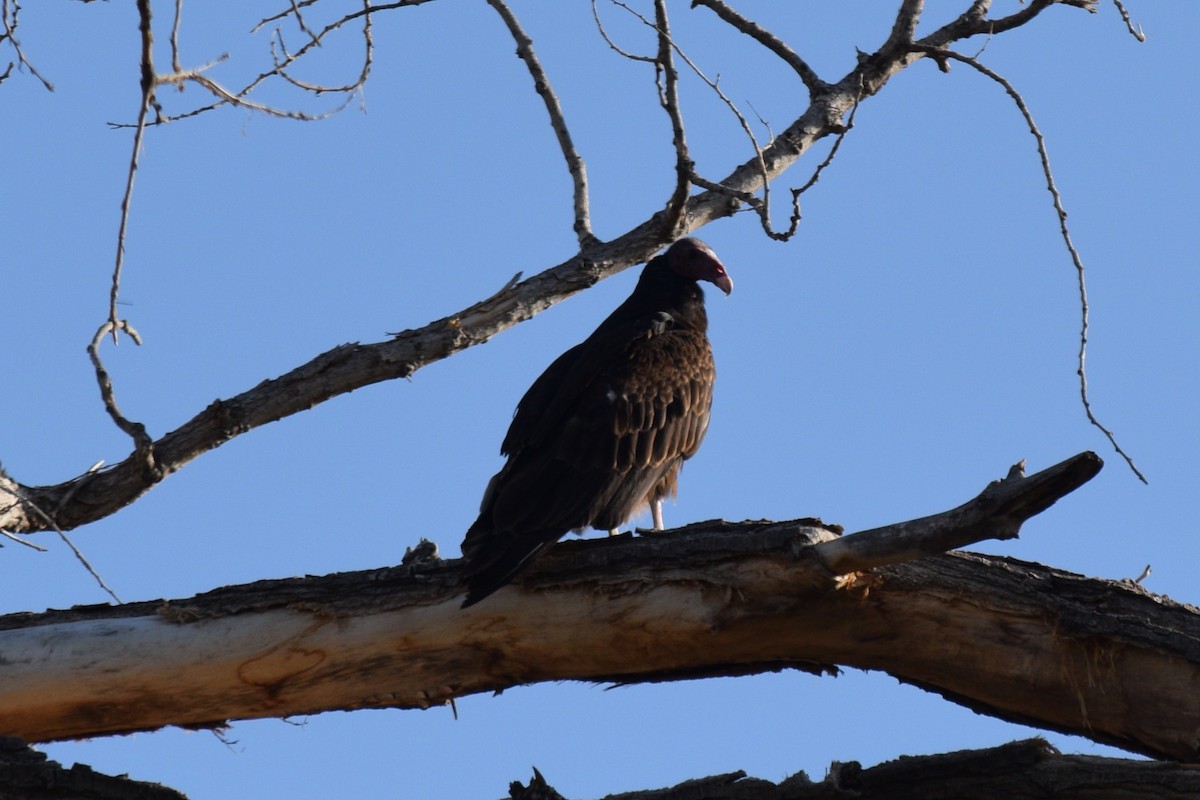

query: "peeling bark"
left=0, top=736, right=186, bottom=800
left=0, top=454, right=1196, bottom=762
left=510, top=739, right=1200, bottom=800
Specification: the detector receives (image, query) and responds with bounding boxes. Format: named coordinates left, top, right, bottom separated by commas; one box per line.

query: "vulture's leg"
left=608, top=528, right=619, bottom=537
left=652, top=499, right=664, bottom=531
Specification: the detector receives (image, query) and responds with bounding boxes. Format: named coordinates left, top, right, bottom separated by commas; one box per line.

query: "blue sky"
left=3, top=1, right=1197, bottom=797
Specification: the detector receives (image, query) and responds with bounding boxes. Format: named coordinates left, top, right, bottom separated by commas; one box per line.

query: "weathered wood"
left=0, top=736, right=186, bottom=800
left=0, top=454, right=1196, bottom=762
left=510, top=739, right=1200, bottom=799
left=815, top=452, right=1102, bottom=573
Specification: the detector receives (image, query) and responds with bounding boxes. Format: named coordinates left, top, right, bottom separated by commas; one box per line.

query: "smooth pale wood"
left=0, top=454, right=1196, bottom=761
left=2, top=451, right=1194, bottom=762
left=4, top=543, right=1198, bottom=760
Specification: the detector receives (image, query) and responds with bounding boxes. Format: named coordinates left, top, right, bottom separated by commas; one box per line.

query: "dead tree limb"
left=0, top=736, right=185, bottom=800
left=8, top=735, right=1197, bottom=800
left=509, top=739, right=1200, bottom=800
left=2, top=453, right=1197, bottom=762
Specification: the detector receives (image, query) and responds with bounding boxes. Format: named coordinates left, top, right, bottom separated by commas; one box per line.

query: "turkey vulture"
left=460, top=238, right=732, bottom=607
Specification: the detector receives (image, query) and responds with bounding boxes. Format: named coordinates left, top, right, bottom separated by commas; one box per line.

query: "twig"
left=605, top=1, right=768, bottom=236
left=0, top=530, right=47, bottom=551
left=253, top=0, right=434, bottom=33
left=107, top=0, right=156, bottom=340
left=170, top=0, right=183, bottom=75
left=0, top=480, right=121, bottom=602
left=589, top=0, right=655, bottom=63
left=288, top=0, right=320, bottom=44
left=157, top=67, right=355, bottom=121
left=255, top=0, right=321, bottom=30
left=654, top=0, right=690, bottom=240
left=117, top=0, right=396, bottom=127
left=87, top=320, right=159, bottom=478
left=739, top=75, right=863, bottom=240
left=913, top=45, right=1146, bottom=484
left=690, top=0, right=826, bottom=97
left=1111, top=0, right=1146, bottom=42
left=608, top=0, right=821, bottom=242
left=0, top=0, right=53, bottom=91
left=485, top=0, right=595, bottom=248
left=90, top=0, right=159, bottom=482
left=269, top=9, right=374, bottom=96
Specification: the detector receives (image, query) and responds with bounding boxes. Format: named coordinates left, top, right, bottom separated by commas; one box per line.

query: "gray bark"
left=2, top=454, right=1198, bottom=764
left=509, top=739, right=1200, bottom=800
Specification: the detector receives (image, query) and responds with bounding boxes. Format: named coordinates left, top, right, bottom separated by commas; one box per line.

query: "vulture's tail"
left=460, top=532, right=552, bottom=608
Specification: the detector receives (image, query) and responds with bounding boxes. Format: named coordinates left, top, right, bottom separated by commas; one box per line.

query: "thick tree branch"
left=815, top=452, right=1102, bottom=573
left=509, top=739, right=1200, bottom=800
left=0, top=736, right=185, bottom=800
left=10, top=735, right=1198, bottom=800
left=4, top=453, right=1197, bottom=762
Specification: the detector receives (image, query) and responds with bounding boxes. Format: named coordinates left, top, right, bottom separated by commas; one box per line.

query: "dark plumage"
left=460, top=238, right=732, bottom=607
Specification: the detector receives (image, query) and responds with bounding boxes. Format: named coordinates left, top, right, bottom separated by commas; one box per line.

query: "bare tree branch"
left=486, top=0, right=595, bottom=247
left=269, top=2, right=374, bottom=96
left=112, top=0, right=390, bottom=128
left=883, top=0, right=925, bottom=55
left=508, top=739, right=1200, bottom=800
left=609, top=0, right=833, bottom=241
left=0, top=0, right=53, bottom=91
left=5, top=453, right=1199, bottom=762
left=689, top=0, right=826, bottom=97
left=590, top=0, right=655, bottom=63
left=814, top=452, right=1102, bottom=574
left=917, top=0, right=1096, bottom=50
left=1111, top=0, right=1146, bottom=41
left=108, top=0, right=156, bottom=338
left=653, top=0, right=690, bottom=240
left=0, top=736, right=188, bottom=800
left=911, top=45, right=1146, bottom=484
left=86, top=0, right=159, bottom=485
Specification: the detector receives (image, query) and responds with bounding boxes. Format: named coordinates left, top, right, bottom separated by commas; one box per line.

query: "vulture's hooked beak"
left=712, top=271, right=733, bottom=296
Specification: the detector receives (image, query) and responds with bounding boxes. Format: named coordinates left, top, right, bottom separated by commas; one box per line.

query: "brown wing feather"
left=461, top=328, right=714, bottom=558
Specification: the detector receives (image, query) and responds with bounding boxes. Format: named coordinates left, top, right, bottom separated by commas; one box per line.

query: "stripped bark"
left=2, top=454, right=1197, bottom=763
left=0, top=736, right=186, bottom=800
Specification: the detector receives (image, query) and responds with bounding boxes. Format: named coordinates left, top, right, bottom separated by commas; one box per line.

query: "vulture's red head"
left=666, top=238, right=733, bottom=296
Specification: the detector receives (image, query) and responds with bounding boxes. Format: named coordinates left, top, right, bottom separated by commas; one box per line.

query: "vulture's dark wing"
left=500, top=312, right=675, bottom=456
left=461, top=313, right=715, bottom=606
